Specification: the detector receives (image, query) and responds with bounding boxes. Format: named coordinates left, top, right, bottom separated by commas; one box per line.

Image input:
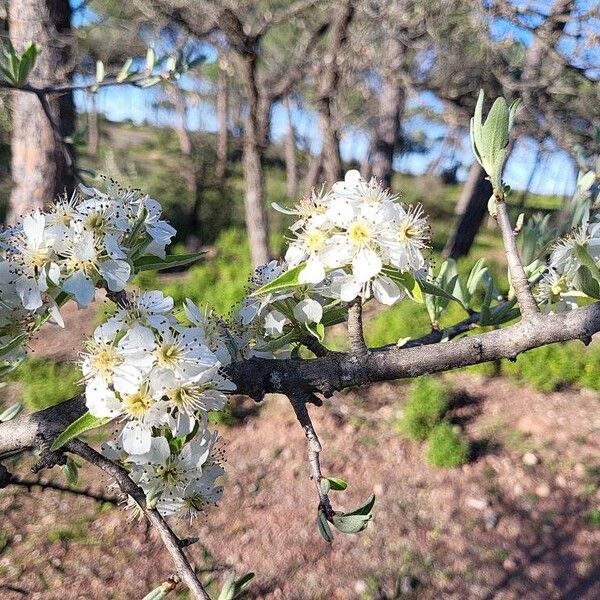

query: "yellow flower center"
left=156, top=460, right=183, bottom=487
left=122, top=387, right=153, bottom=419
left=305, top=230, right=325, bottom=253
left=348, top=221, right=371, bottom=248
left=85, top=213, right=106, bottom=232
left=28, top=247, right=49, bottom=268
left=399, top=224, right=419, bottom=243
left=157, top=342, right=182, bottom=368
left=92, top=345, right=123, bottom=381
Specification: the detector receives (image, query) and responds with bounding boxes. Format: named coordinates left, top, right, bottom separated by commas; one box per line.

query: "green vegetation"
left=584, top=509, right=600, bottom=528
left=396, top=377, right=451, bottom=441
left=426, top=422, right=470, bottom=468
left=7, top=358, right=82, bottom=411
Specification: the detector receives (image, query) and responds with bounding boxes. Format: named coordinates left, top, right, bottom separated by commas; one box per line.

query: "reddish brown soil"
left=1, top=372, right=600, bottom=599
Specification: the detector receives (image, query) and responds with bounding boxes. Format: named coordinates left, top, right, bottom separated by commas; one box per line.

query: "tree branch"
left=4, top=301, right=600, bottom=456
left=3, top=474, right=118, bottom=504
left=347, top=299, right=368, bottom=353
left=65, top=439, right=210, bottom=600
left=494, top=196, right=539, bottom=319
left=289, top=393, right=333, bottom=518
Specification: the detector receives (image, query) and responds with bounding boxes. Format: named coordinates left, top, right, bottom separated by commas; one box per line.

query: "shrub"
left=397, top=377, right=451, bottom=441
left=7, top=358, right=82, bottom=411
left=426, top=422, right=470, bottom=468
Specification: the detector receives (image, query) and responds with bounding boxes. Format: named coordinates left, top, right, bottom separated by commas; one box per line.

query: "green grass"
left=584, top=509, right=600, bottom=528
left=396, top=377, right=451, bottom=441
left=7, top=358, right=82, bottom=411
left=426, top=422, right=470, bottom=468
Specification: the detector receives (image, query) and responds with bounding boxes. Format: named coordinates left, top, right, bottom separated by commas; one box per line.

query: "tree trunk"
left=284, top=96, right=298, bottom=198
left=87, top=93, right=99, bottom=156
left=241, top=54, right=270, bottom=267
left=215, top=58, right=229, bottom=184
left=305, top=152, right=323, bottom=193
left=316, top=1, right=354, bottom=185
left=7, top=0, right=75, bottom=223
left=443, top=163, right=492, bottom=259
left=371, top=37, right=405, bottom=190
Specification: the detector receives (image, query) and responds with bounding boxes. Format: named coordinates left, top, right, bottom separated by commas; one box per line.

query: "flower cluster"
left=536, top=209, right=600, bottom=312
left=83, top=291, right=234, bottom=517
left=275, top=170, right=430, bottom=305
left=1, top=182, right=175, bottom=314
left=230, top=260, right=338, bottom=358
left=83, top=291, right=234, bottom=455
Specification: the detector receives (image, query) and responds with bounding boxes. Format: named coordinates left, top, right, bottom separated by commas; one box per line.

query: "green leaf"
left=320, top=478, right=331, bottom=495
left=95, top=60, right=105, bottom=83
left=116, top=57, right=133, bottom=82
left=346, top=493, right=376, bottom=517
left=305, top=321, right=325, bottom=342
left=16, top=42, right=39, bottom=85
left=317, top=508, right=333, bottom=542
left=325, top=477, right=347, bottom=491
left=576, top=265, right=600, bottom=299
left=142, top=581, right=178, bottom=600
left=417, top=278, right=460, bottom=305
left=253, top=329, right=300, bottom=352
left=61, top=456, right=79, bottom=485
left=381, top=267, right=423, bottom=303
left=50, top=411, right=112, bottom=451
left=133, top=251, right=204, bottom=272
left=251, top=263, right=306, bottom=297
left=0, top=402, right=22, bottom=422
left=575, top=245, right=600, bottom=286
left=217, top=572, right=255, bottom=600
left=0, top=333, right=28, bottom=358
left=331, top=513, right=372, bottom=534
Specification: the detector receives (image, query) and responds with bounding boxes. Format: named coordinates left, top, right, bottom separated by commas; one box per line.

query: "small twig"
left=65, top=439, right=210, bottom=600
left=494, top=193, right=539, bottom=320
left=289, top=393, right=333, bottom=518
left=5, top=475, right=118, bottom=504
left=347, top=298, right=368, bottom=354
left=301, top=335, right=329, bottom=357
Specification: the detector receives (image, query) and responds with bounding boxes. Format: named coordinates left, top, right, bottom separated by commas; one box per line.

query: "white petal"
left=299, top=257, right=325, bottom=284
left=293, top=298, right=323, bottom=324
left=85, top=376, right=121, bottom=418
left=352, top=248, right=382, bottom=282
left=121, top=421, right=152, bottom=455
left=63, top=270, right=95, bottom=307
left=16, top=278, right=43, bottom=310
left=99, top=259, right=131, bottom=292
left=263, top=310, right=288, bottom=336
left=372, top=275, right=404, bottom=306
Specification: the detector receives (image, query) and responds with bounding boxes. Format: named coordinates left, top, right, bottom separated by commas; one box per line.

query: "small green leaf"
left=346, top=493, right=376, bottom=516
left=95, top=60, right=105, bottom=83
left=0, top=333, right=28, bottom=358
left=50, top=412, right=112, bottom=451
left=251, top=263, right=306, bottom=297
left=142, top=580, right=178, bottom=600
left=325, top=477, right=348, bottom=491
left=332, top=513, right=372, bottom=534
left=253, top=329, right=300, bottom=352
left=320, top=478, right=331, bottom=495
left=217, top=572, right=255, bottom=600
left=62, top=456, right=79, bottom=485
left=116, top=57, right=133, bottom=82
left=317, top=508, right=333, bottom=542
left=381, top=267, right=423, bottom=303
left=0, top=402, right=22, bottom=422
left=133, top=251, right=204, bottom=272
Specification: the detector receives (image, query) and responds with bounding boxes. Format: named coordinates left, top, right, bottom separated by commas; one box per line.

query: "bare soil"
left=1, top=370, right=600, bottom=599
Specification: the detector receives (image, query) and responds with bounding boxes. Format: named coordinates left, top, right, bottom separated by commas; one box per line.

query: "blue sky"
left=71, top=0, right=592, bottom=197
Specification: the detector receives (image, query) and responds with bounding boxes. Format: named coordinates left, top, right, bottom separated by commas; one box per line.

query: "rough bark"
left=215, top=58, right=229, bottom=184
left=4, top=300, right=600, bottom=457
left=7, top=0, right=75, bottom=223
left=284, top=96, right=298, bottom=198
left=241, top=53, right=270, bottom=267
left=305, top=152, right=323, bottom=193
left=370, top=37, right=405, bottom=190
left=443, top=162, right=492, bottom=259
left=316, top=1, right=354, bottom=185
